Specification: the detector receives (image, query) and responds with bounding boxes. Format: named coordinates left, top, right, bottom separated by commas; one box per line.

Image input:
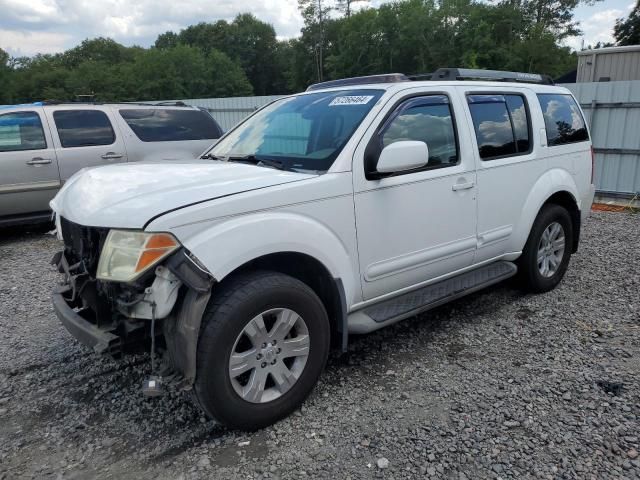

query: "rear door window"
left=467, top=94, right=531, bottom=160
left=0, top=111, right=47, bottom=151
left=119, top=109, right=223, bottom=142
left=537, top=94, right=589, bottom=146
left=53, top=110, right=115, bottom=148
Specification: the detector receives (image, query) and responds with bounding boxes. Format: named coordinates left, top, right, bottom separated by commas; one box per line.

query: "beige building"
left=577, top=45, right=640, bottom=83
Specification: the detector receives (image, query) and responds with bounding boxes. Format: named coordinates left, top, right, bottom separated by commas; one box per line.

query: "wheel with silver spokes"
left=518, top=204, right=573, bottom=293
left=194, top=271, right=330, bottom=431
left=536, top=221, right=565, bottom=278
left=229, top=308, right=310, bottom=403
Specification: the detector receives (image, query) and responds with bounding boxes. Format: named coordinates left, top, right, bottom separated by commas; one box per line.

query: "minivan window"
left=0, top=111, right=47, bottom=152
left=467, top=94, right=531, bottom=160
left=208, top=89, right=384, bottom=173
left=53, top=110, right=115, bottom=148
left=119, top=109, right=223, bottom=142
left=381, top=95, right=458, bottom=168
left=537, top=94, right=589, bottom=146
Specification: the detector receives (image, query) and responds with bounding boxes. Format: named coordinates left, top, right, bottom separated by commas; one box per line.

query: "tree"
left=227, top=14, right=283, bottom=95
left=62, top=37, right=132, bottom=68
left=299, top=0, right=334, bottom=82
left=0, top=0, right=592, bottom=102
left=336, top=0, right=369, bottom=17
left=614, top=1, right=640, bottom=45
left=0, top=48, right=10, bottom=103
left=121, top=45, right=252, bottom=100
left=154, top=31, right=180, bottom=49
left=161, top=15, right=287, bottom=95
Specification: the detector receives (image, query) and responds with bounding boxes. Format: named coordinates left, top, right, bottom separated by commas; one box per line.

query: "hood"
left=51, top=160, right=315, bottom=228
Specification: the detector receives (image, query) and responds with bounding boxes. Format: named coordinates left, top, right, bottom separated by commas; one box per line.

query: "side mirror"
left=376, top=141, right=429, bottom=174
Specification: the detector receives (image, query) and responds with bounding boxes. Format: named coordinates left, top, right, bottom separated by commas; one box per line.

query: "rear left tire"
left=517, top=204, right=573, bottom=293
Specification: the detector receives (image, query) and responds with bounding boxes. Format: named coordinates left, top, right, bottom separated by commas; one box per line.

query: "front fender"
left=510, top=168, right=580, bottom=252
left=178, top=212, right=359, bottom=306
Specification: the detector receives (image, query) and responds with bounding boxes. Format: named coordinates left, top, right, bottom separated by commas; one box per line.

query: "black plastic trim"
left=52, top=287, right=121, bottom=355
left=165, top=249, right=215, bottom=293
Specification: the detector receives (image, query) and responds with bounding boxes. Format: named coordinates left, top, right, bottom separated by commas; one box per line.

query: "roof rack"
left=305, top=68, right=554, bottom=91
left=427, top=68, right=554, bottom=85
left=306, top=73, right=409, bottom=91
left=153, top=101, right=189, bottom=107
left=1, top=100, right=196, bottom=108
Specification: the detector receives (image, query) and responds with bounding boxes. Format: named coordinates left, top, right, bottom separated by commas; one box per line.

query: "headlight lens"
left=97, top=230, right=180, bottom=282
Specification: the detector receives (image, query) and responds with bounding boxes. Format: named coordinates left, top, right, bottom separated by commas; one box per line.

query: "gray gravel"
left=0, top=211, right=639, bottom=480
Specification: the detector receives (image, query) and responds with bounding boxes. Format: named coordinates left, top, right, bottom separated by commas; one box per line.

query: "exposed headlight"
left=97, top=230, right=180, bottom=282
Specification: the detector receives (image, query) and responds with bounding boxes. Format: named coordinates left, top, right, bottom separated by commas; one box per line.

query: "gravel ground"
left=0, top=211, right=638, bottom=480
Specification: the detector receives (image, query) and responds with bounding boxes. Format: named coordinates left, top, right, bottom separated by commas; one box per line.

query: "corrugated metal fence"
left=176, top=82, right=640, bottom=197
left=563, top=81, right=640, bottom=197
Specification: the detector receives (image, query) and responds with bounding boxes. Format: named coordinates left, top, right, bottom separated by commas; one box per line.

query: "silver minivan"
left=0, top=102, right=223, bottom=227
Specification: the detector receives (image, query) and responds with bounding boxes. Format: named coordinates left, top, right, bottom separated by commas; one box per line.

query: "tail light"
left=590, top=146, right=595, bottom=185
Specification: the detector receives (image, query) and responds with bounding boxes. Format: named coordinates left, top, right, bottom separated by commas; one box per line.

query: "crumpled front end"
left=51, top=216, right=214, bottom=387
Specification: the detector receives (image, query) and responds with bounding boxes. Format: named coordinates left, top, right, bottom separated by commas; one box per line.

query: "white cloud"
left=565, top=8, right=624, bottom=50
left=0, top=0, right=304, bottom=56
left=0, top=29, right=71, bottom=56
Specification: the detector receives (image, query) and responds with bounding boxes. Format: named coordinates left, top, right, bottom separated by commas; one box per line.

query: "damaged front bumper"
left=52, top=285, right=122, bottom=355
left=51, top=247, right=214, bottom=386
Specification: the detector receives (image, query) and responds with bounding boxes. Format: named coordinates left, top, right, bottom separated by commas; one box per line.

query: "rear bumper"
left=52, top=286, right=122, bottom=355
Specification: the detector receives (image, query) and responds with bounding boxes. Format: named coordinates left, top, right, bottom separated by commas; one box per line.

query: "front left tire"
left=193, top=271, right=330, bottom=431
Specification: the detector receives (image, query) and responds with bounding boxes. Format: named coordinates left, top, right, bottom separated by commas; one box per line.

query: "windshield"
left=208, top=89, right=384, bottom=173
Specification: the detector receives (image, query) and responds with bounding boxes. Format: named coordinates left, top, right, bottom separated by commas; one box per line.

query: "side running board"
left=349, top=261, right=517, bottom=333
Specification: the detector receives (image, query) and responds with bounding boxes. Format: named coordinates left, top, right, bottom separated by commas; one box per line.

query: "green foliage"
left=614, top=1, right=640, bottom=45
left=1, top=42, right=251, bottom=103
left=0, top=1, right=591, bottom=103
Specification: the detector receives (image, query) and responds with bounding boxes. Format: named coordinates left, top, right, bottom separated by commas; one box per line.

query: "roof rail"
left=306, top=73, right=409, bottom=91
left=153, top=101, right=189, bottom=107
left=428, top=68, right=554, bottom=85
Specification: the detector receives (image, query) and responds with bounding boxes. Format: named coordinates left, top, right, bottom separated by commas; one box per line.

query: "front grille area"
left=59, top=217, right=109, bottom=276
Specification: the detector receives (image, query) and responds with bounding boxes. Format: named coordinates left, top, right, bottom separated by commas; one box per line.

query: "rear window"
left=467, top=94, right=531, bottom=160
left=0, top=111, right=47, bottom=152
left=53, top=110, right=115, bottom=148
left=119, top=109, right=223, bottom=142
left=537, top=94, right=589, bottom=146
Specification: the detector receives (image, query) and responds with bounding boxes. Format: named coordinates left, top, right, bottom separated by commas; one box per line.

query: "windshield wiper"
left=227, top=154, right=287, bottom=171
left=200, top=153, right=223, bottom=160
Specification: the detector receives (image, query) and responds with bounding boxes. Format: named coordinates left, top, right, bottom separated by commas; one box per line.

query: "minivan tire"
left=193, top=271, right=330, bottom=431
left=518, top=204, right=574, bottom=293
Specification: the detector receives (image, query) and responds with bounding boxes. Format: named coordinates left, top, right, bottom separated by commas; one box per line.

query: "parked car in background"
left=50, top=68, right=595, bottom=430
left=0, top=102, right=223, bottom=227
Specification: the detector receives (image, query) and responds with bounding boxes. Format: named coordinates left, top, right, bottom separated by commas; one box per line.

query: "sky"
left=0, top=0, right=636, bottom=58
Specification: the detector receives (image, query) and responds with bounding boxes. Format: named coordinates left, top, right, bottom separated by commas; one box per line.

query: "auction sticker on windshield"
left=329, top=95, right=374, bottom=106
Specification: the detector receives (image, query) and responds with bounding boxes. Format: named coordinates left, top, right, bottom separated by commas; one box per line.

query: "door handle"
left=452, top=181, right=474, bottom=191
left=26, top=157, right=52, bottom=165
left=101, top=152, right=124, bottom=160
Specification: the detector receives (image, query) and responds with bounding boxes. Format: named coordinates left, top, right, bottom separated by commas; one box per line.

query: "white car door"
left=44, top=106, right=128, bottom=181
left=0, top=107, right=60, bottom=219
left=352, top=87, right=477, bottom=300
left=458, top=87, right=545, bottom=263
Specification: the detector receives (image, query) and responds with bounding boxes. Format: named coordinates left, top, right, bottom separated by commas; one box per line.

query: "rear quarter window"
left=467, top=94, right=531, bottom=160
left=537, top=94, right=589, bottom=146
left=119, top=109, right=223, bottom=142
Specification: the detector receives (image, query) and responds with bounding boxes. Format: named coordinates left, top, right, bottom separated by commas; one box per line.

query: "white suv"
left=50, top=69, right=595, bottom=430
left=0, top=102, right=222, bottom=227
